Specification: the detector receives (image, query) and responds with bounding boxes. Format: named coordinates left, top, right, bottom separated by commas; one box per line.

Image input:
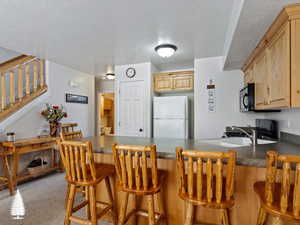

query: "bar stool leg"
left=156, top=191, right=166, bottom=225
left=105, top=177, right=117, bottom=225
left=256, top=207, right=267, bottom=225
left=184, top=203, right=194, bottom=225
left=85, top=186, right=91, bottom=220
left=89, top=185, right=98, bottom=225
left=221, top=209, right=229, bottom=225
left=64, top=184, right=70, bottom=208
left=118, top=192, right=129, bottom=225
left=147, top=195, right=155, bottom=225
left=65, top=184, right=76, bottom=225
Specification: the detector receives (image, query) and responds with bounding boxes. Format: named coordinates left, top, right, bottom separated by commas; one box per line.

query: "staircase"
left=0, top=55, right=47, bottom=121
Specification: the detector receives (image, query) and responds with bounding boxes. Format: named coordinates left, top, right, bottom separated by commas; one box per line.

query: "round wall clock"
left=126, top=67, right=136, bottom=78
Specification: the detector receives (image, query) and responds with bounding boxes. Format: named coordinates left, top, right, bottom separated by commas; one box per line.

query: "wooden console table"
left=1, top=136, right=62, bottom=195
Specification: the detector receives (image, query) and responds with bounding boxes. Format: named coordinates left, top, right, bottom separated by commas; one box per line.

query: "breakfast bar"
left=80, top=135, right=300, bottom=225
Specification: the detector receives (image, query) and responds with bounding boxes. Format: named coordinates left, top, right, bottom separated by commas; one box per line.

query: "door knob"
left=139, top=128, right=143, bottom=132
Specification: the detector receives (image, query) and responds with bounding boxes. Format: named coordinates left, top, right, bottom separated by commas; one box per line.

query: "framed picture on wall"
left=65, top=93, right=88, bottom=104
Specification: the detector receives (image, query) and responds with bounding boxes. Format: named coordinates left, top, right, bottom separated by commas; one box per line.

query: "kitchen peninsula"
left=81, top=135, right=300, bottom=225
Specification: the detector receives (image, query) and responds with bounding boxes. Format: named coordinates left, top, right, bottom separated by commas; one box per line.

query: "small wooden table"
left=1, top=136, right=62, bottom=195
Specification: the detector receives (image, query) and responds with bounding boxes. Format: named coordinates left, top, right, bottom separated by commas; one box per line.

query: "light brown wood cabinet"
left=242, top=5, right=300, bottom=109
left=153, top=71, right=194, bottom=92
left=253, top=50, right=268, bottom=109
left=244, top=65, right=254, bottom=85
left=154, top=74, right=173, bottom=92
left=267, top=22, right=290, bottom=108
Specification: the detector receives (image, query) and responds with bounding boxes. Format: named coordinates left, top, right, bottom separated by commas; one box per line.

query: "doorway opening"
left=99, top=93, right=115, bottom=136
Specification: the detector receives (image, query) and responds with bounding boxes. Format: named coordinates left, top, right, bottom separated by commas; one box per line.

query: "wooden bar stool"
left=58, top=140, right=117, bottom=225
left=112, top=143, right=167, bottom=225
left=60, top=130, right=83, bottom=141
left=61, top=123, right=78, bottom=133
left=176, top=148, right=237, bottom=225
left=0, top=144, right=14, bottom=195
left=254, top=151, right=300, bottom=225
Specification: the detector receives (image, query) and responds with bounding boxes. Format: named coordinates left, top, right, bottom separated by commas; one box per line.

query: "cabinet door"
left=254, top=51, right=268, bottom=109
left=267, top=22, right=290, bottom=108
left=244, top=66, right=254, bottom=85
left=172, top=74, right=193, bottom=90
left=154, top=75, right=173, bottom=92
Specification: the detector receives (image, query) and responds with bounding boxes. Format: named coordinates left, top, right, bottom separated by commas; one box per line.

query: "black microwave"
left=240, top=83, right=255, bottom=112
left=240, top=83, right=280, bottom=112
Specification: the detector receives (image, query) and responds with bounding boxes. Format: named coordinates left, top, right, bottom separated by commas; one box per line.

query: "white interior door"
left=119, top=81, right=145, bottom=137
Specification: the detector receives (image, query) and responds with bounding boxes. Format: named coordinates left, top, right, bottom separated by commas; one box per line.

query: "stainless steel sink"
left=202, top=137, right=277, bottom=148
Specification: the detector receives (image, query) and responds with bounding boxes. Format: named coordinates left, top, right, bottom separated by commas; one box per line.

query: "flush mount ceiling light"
left=155, top=44, right=177, bottom=58
left=105, top=73, right=115, bottom=80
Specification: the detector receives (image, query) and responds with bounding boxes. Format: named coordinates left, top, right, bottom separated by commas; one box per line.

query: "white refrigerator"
left=153, top=96, right=189, bottom=139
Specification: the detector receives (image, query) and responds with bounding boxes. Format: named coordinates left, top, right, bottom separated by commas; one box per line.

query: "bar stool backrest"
left=60, top=130, right=83, bottom=141
left=61, top=123, right=78, bottom=133
left=112, top=143, right=158, bottom=192
left=176, top=148, right=236, bottom=204
left=58, top=140, right=97, bottom=185
left=265, top=151, right=300, bottom=218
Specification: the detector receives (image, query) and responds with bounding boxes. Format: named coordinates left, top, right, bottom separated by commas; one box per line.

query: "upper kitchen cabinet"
left=244, top=65, right=254, bottom=85
left=267, top=22, right=290, bottom=108
left=253, top=50, right=268, bottom=109
left=154, top=74, right=173, bottom=92
left=242, top=4, right=300, bottom=109
left=153, top=71, right=194, bottom=92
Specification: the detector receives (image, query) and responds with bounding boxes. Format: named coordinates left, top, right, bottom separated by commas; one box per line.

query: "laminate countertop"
left=80, top=136, right=300, bottom=168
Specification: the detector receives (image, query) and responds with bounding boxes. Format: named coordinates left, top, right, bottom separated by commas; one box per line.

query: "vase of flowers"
left=41, top=104, right=67, bottom=137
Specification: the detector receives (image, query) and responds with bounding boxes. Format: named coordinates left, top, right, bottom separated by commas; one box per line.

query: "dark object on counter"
left=225, top=119, right=278, bottom=140
left=256, top=119, right=278, bottom=140
left=6, top=132, right=15, bottom=142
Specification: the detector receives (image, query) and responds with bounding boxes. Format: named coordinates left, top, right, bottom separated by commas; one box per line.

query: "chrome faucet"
left=231, top=126, right=257, bottom=151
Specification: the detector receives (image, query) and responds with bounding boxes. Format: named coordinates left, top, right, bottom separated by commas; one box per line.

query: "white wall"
left=194, top=56, right=262, bottom=139
left=115, top=62, right=152, bottom=137
left=0, top=47, right=20, bottom=64
left=264, top=109, right=300, bottom=136
left=0, top=61, right=95, bottom=139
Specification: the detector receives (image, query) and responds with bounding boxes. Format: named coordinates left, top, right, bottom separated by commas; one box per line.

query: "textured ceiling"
left=0, top=0, right=235, bottom=75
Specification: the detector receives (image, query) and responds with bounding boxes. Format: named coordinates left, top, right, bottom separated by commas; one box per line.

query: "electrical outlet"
left=287, top=119, right=291, bottom=128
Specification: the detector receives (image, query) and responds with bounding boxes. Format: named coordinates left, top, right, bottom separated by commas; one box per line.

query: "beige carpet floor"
left=0, top=173, right=111, bottom=225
